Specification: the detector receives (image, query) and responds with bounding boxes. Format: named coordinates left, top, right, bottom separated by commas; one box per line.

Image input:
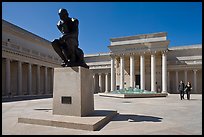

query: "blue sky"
left=2, top=2, right=202, bottom=54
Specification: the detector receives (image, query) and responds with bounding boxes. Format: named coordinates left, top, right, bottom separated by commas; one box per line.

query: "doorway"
left=135, top=75, right=140, bottom=88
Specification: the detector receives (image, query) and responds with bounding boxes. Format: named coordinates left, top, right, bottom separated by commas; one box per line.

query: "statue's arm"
left=57, top=21, right=63, bottom=33
left=73, top=18, right=79, bottom=27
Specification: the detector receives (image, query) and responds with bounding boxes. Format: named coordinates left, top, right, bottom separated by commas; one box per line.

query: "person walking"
left=185, top=82, right=192, bottom=100
left=178, top=80, right=185, bottom=100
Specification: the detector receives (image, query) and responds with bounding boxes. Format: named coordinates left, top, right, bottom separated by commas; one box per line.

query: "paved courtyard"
left=2, top=94, right=202, bottom=135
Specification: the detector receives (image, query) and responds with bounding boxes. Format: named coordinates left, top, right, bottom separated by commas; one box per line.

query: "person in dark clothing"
left=178, top=80, right=185, bottom=100
left=185, top=82, right=192, bottom=100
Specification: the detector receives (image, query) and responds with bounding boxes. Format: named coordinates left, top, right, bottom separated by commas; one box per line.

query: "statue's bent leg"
left=64, top=39, right=77, bottom=66
left=76, top=48, right=89, bottom=69
left=51, top=39, right=68, bottom=66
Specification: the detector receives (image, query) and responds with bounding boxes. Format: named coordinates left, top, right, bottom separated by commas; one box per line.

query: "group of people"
left=178, top=81, right=192, bottom=100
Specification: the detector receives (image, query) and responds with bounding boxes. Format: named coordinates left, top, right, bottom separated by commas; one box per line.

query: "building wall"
left=197, top=70, right=202, bottom=93
left=2, top=19, right=61, bottom=98
left=2, top=19, right=202, bottom=98
left=167, top=45, right=202, bottom=93
left=2, top=59, right=6, bottom=96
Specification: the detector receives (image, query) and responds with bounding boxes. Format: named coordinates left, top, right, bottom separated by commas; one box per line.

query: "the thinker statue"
left=51, top=8, right=89, bottom=69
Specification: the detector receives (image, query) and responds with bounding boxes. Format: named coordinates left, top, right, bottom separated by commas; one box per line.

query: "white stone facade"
left=2, top=19, right=61, bottom=97
left=85, top=32, right=202, bottom=94
left=2, top=19, right=202, bottom=98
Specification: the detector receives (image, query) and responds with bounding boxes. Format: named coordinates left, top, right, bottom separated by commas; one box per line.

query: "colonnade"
left=110, top=51, right=168, bottom=93
left=93, top=73, right=110, bottom=93
left=169, top=69, right=198, bottom=93
left=2, top=58, right=54, bottom=97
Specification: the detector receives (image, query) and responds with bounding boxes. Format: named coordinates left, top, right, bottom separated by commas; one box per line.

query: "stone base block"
left=18, top=109, right=118, bottom=131
left=53, top=67, right=94, bottom=117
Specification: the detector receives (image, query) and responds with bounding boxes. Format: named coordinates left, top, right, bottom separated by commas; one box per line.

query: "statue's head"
left=58, top=8, right=69, bottom=21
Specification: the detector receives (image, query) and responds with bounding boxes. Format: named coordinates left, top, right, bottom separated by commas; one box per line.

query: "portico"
left=108, top=32, right=169, bottom=92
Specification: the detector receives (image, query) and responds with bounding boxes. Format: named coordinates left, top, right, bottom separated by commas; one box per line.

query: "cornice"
left=2, top=19, right=52, bottom=50
left=2, top=43, right=61, bottom=66
left=110, top=32, right=167, bottom=42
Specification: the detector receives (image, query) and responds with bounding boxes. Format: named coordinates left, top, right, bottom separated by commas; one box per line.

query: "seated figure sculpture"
left=51, top=8, right=89, bottom=69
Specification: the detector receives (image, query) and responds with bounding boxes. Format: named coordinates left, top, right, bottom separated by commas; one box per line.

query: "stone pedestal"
left=53, top=67, right=94, bottom=117
left=18, top=66, right=118, bottom=131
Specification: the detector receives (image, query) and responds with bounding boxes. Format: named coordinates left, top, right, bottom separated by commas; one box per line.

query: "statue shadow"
left=187, top=98, right=200, bottom=101
left=111, top=113, right=163, bottom=122
left=34, top=108, right=52, bottom=111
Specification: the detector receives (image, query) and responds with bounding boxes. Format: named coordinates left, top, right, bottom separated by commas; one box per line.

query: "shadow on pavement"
left=111, top=113, right=163, bottom=122
left=2, top=95, right=53, bottom=102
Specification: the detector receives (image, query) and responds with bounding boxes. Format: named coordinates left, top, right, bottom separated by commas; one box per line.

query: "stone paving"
left=2, top=94, right=202, bottom=135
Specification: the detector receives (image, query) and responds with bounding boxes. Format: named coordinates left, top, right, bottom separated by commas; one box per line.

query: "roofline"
left=168, top=44, right=202, bottom=50
left=110, top=32, right=167, bottom=42
left=2, top=19, right=51, bottom=44
left=84, top=52, right=110, bottom=57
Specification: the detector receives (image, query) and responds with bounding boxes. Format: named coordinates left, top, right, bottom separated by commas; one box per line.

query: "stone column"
left=99, top=73, right=102, bottom=92
left=130, top=54, right=135, bottom=88
left=17, top=61, right=22, bottom=95
left=151, top=53, right=156, bottom=92
left=50, top=68, right=54, bottom=94
left=6, top=58, right=11, bottom=96
left=37, top=65, right=41, bottom=94
left=162, top=51, right=167, bottom=93
left=140, top=54, right=145, bottom=90
left=44, top=66, right=48, bottom=94
left=92, top=74, right=95, bottom=93
left=120, top=55, right=125, bottom=89
left=193, top=69, right=197, bottom=93
left=105, top=73, right=109, bottom=93
left=28, top=63, right=32, bottom=95
left=175, top=70, right=178, bottom=92
left=184, top=70, right=187, bottom=84
left=167, top=71, right=170, bottom=91
left=111, top=55, right=116, bottom=91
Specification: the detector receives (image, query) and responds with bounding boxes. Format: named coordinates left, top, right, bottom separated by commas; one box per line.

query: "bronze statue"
left=51, top=8, right=89, bottom=69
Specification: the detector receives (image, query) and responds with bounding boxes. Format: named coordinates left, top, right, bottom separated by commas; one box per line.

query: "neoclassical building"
left=2, top=19, right=202, bottom=98
left=86, top=34, right=202, bottom=94
left=2, top=19, right=61, bottom=97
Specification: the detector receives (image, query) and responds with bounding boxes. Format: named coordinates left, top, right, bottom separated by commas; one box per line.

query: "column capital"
left=129, top=52, right=136, bottom=56
left=110, top=53, right=114, bottom=56
left=150, top=50, right=157, bottom=55
left=193, top=69, right=198, bottom=72
left=23, top=62, right=29, bottom=65
left=119, top=53, right=125, bottom=57
left=139, top=52, right=146, bottom=56
left=110, top=54, right=117, bottom=59
left=161, top=50, right=168, bottom=54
